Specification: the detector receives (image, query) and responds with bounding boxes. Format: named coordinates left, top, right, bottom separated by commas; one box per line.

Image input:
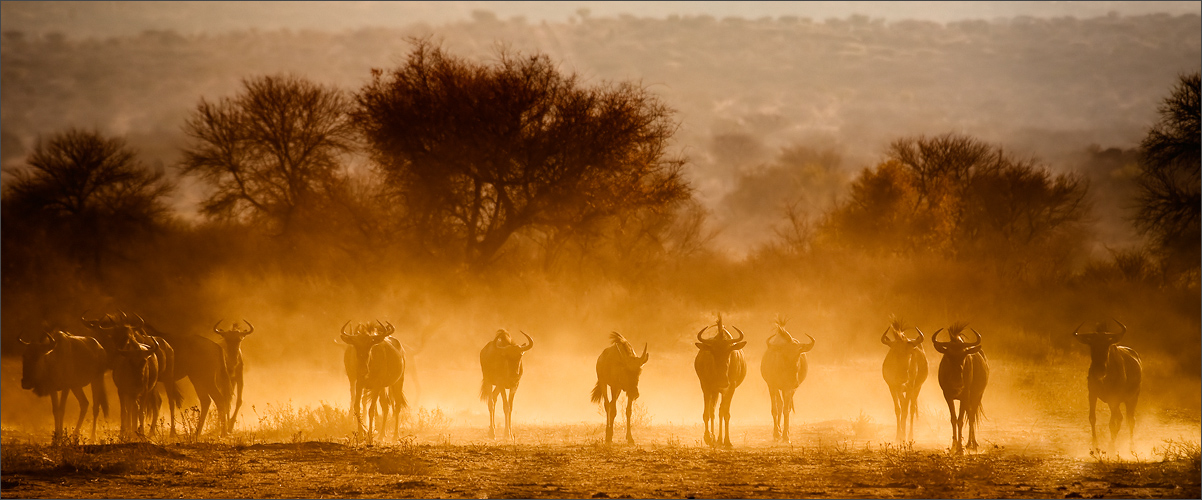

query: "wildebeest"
left=111, top=341, right=160, bottom=439
left=213, top=319, right=253, bottom=432
left=694, top=315, right=747, bottom=447
left=932, top=323, right=988, bottom=454
left=590, top=332, right=650, bottom=444
left=1074, top=319, right=1142, bottom=453
left=760, top=317, right=815, bottom=443
left=85, top=312, right=231, bottom=436
left=340, top=320, right=407, bottom=443
left=881, top=319, right=928, bottom=443
left=82, top=311, right=183, bottom=436
left=20, top=330, right=109, bottom=442
left=480, top=329, right=534, bottom=440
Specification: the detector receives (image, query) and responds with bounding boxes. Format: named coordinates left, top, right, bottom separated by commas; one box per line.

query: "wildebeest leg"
left=70, top=386, right=89, bottom=441
left=769, top=388, right=781, bottom=441
left=1107, top=401, right=1122, bottom=454
left=782, top=388, right=795, bottom=443
left=719, top=389, right=734, bottom=448
left=956, top=400, right=969, bottom=454
left=946, top=397, right=960, bottom=454
left=145, top=390, right=162, bottom=437
left=1087, top=395, right=1098, bottom=452
left=966, top=398, right=980, bottom=451
left=50, top=390, right=67, bottom=442
left=367, top=391, right=379, bottom=445
left=487, top=386, right=500, bottom=439
left=625, top=393, right=635, bottom=445
left=889, top=386, right=904, bottom=442
left=196, top=389, right=212, bottom=438
left=503, top=388, right=517, bottom=441
left=702, top=391, right=716, bottom=445
left=227, top=374, right=244, bottom=433
left=214, top=387, right=231, bottom=437
left=604, top=386, right=617, bottom=444
left=1126, top=396, right=1138, bottom=454
left=906, top=390, right=920, bottom=442
left=164, top=378, right=182, bottom=437
left=90, top=377, right=105, bottom=442
left=379, top=390, right=392, bottom=442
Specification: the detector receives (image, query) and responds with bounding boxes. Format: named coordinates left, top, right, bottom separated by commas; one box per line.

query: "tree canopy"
left=353, top=40, right=689, bottom=269
left=2, top=128, right=174, bottom=277
left=820, top=133, right=1090, bottom=278
left=1133, top=72, right=1200, bottom=279
left=180, top=74, right=357, bottom=237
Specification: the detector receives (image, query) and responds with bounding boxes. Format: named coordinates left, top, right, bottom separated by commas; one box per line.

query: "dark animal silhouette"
left=1074, top=319, right=1141, bottom=453
left=480, top=329, right=534, bottom=440
left=932, top=323, right=988, bottom=454
left=590, top=332, right=649, bottom=444
left=760, top=317, right=814, bottom=443
left=694, top=315, right=747, bottom=447
left=20, top=330, right=109, bottom=442
left=881, top=319, right=928, bottom=442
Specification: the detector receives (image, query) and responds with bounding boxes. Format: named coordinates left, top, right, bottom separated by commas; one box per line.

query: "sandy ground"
left=2, top=420, right=1199, bottom=499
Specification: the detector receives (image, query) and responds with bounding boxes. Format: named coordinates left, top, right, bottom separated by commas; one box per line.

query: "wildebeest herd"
left=18, top=311, right=1142, bottom=455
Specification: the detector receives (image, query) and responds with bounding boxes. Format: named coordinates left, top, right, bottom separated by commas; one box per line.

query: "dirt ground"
left=2, top=422, right=1198, bottom=499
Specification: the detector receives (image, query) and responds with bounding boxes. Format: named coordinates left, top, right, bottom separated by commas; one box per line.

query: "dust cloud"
left=1, top=6, right=1199, bottom=462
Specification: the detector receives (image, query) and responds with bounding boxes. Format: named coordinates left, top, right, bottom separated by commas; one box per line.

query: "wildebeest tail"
left=970, top=401, right=985, bottom=427
left=480, top=380, right=491, bottom=401
left=590, top=380, right=607, bottom=404
left=394, top=387, right=409, bottom=411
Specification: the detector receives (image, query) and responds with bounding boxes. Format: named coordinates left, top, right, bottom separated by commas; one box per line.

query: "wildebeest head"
left=1073, top=319, right=1127, bottom=377
left=695, top=315, right=747, bottom=386
left=81, top=310, right=142, bottom=351
left=491, top=328, right=534, bottom=357
left=340, top=320, right=394, bottom=374
left=214, top=319, right=255, bottom=350
left=115, top=341, right=157, bottom=374
left=20, top=330, right=58, bottom=391
left=767, top=317, right=815, bottom=356
left=608, top=331, right=649, bottom=394
left=881, top=319, right=925, bottom=353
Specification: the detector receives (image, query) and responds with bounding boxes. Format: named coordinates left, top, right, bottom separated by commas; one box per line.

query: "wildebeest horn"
left=640, top=342, right=649, bottom=361
left=696, top=325, right=713, bottom=342
left=133, top=313, right=146, bottom=328
left=930, top=328, right=948, bottom=346
left=81, top=309, right=98, bottom=327
left=730, top=325, right=745, bottom=342
left=799, top=331, right=816, bottom=352
left=341, top=320, right=351, bottom=335
left=1072, top=322, right=1084, bottom=338
left=912, top=327, right=926, bottom=345
left=881, top=326, right=893, bottom=345
left=968, top=328, right=983, bottom=347
left=1112, top=318, right=1126, bottom=340
left=242, top=319, right=254, bottom=334
left=519, top=331, right=534, bottom=351
left=214, top=319, right=225, bottom=333
left=384, top=321, right=394, bottom=335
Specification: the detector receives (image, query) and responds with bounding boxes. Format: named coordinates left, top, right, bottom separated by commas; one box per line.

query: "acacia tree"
left=354, top=40, right=690, bottom=269
left=2, top=128, right=174, bottom=278
left=1133, top=72, right=1200, bottom=278
left=180, top=74, right=357, bottom=237
left=820, top=133, right=1089, bottom=278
